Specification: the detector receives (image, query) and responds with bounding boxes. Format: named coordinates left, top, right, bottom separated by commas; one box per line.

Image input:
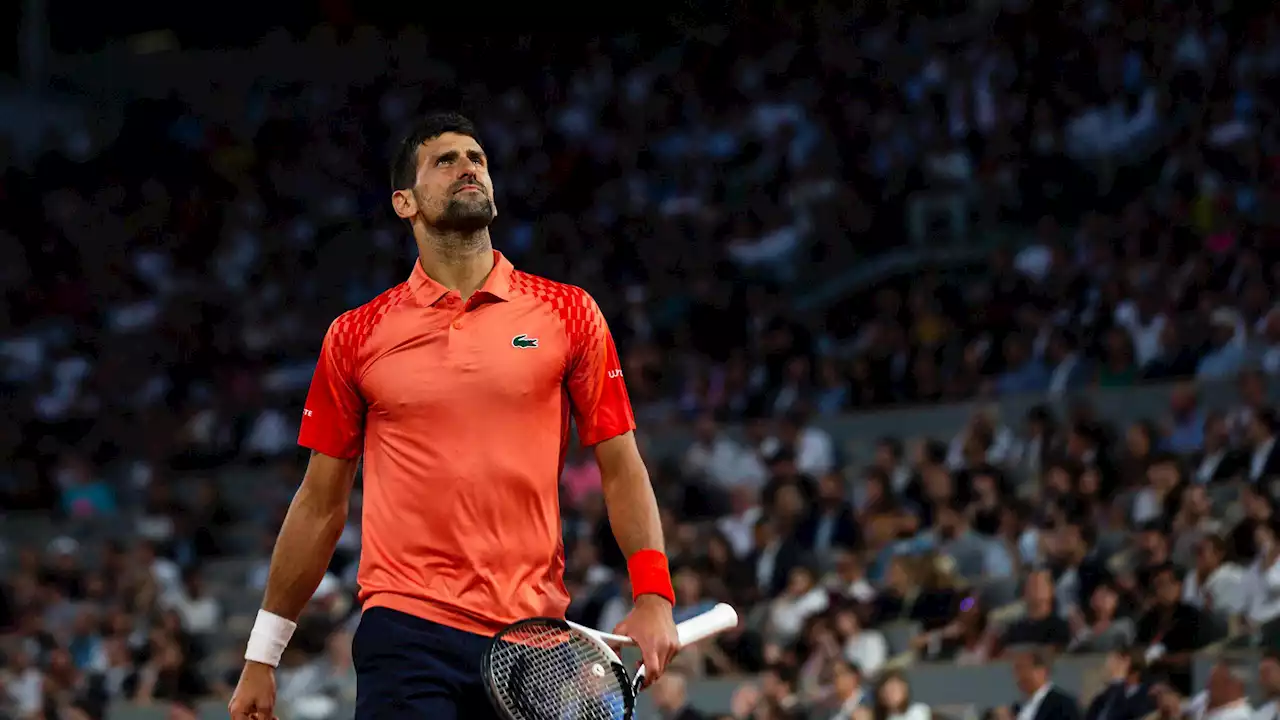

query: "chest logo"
left=511, top=334, right=539, bottom=349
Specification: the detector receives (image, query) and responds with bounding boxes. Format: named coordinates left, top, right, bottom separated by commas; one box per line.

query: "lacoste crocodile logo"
left=511, top=334, right=539, bottom=349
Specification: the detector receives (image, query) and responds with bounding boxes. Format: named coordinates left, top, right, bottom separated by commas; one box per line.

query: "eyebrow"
left=433, top=148, right=486, bottom=163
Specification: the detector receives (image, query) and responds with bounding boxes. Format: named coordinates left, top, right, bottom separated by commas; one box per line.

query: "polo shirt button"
left=452, top=320, right=463, bottom=329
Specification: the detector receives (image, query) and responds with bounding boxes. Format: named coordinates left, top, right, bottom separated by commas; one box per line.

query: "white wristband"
left=245, top=610, right=298, bottom=667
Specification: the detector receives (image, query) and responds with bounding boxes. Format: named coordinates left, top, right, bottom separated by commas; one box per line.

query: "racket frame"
left=481, top=616, right=636, bottom=720
left=482, top=603, right=740, bottom=719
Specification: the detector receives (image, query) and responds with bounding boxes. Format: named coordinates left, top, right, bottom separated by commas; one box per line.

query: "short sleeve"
left=565, top=295, right=636, bottom=447
left=298, top=320, right=367, bottom=458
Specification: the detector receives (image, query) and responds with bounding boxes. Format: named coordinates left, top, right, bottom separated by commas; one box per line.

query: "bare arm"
left=260, top=450, right=359, bottom=620
left=595, top=431, right=664, bottom=559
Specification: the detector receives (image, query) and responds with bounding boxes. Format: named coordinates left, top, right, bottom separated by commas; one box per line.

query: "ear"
left=391, top=189, right=417, bottom=221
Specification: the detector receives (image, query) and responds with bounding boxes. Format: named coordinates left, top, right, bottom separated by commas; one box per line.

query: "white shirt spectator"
left=683, top=436, right=767, bottom=489
left=1195, top=699, right=1255, bottom=720
left=769, top=587, right=829, bottom=643
left=1246, top=553, right=1280, bottom=625
left=886, top=706, right=932, bottom=720
left=162, top=589, right=222, bottom=635
left=842, top=629, right=888, bottom=677
left=1114, top=302, right=1167, bottom=367
left=761, top=426, right=836, bottom=477
left=1183, top=563, right=1247, bottom=616
left=151, top=556, right=182, bottom=595
left=946, top=422, right=1017, bottom=469
left=717, top=505, right=763, bottom=558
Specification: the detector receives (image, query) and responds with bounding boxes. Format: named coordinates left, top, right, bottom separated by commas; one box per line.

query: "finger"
left=639, top=642, right=663, bottom=686
left=664, top=639, right=680, bottom=666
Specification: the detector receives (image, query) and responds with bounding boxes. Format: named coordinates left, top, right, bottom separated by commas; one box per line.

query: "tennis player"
left=228, top=112, right=679, bottom=720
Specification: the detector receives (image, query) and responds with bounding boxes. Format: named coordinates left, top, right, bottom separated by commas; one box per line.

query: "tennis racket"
left=482, top=602, right=739, bottom=720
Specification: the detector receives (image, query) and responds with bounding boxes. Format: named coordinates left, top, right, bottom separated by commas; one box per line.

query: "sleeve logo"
left=607, top=369, right=623, bottom=379
left=511, top=334, right=539, bottom=349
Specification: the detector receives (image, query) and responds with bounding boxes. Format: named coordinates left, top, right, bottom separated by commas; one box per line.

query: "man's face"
left=1024, top=571, right=1052, bottom=605
left=1154, top=571, right=1180, bottom=606
left=395, top=131, right=496, bottom=232
left=1104, top=650, right=1128, bottom=679
left=1196, top=540, right=1221, bottom=575
left=1013, top=654, right=1043, bottom=695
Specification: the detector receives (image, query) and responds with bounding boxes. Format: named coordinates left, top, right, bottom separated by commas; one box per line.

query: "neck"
left=415, top=230, right=494, bottom=298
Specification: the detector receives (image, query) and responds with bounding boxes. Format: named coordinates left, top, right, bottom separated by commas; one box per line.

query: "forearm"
left=600, top=461, right=664, bottom=556
left=261, top=483, right=348, bottom=619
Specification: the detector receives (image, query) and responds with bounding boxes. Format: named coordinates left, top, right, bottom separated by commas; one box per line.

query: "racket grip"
left=675, top=603, right=739, bottom=647
left=633, top=604, right=738, bottom=695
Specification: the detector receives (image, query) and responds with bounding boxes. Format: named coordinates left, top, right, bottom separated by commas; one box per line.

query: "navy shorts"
left=352, top=607, right=502, bottom=720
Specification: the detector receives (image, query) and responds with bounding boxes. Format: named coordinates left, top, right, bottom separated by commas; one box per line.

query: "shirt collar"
left=408, top=250, right=514, bottom=306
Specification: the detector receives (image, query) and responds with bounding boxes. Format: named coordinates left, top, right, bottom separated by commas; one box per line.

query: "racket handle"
left=633, top=603, right=739, bottom=695
left=675, top=603, right=739, bottom=647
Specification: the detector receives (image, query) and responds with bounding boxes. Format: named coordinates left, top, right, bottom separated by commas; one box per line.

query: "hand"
left=612, top=594, right=679, bottom=688
left=228, top=661, right=277, bottom=720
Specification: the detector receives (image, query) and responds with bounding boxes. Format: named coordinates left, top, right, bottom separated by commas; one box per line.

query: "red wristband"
left=627, top=549, right=675, bottom=606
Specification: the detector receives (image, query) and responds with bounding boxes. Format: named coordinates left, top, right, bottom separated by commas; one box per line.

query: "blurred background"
left=3, top=0, right=1280, bottom=719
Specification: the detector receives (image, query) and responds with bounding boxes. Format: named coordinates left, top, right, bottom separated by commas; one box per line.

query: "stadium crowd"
left=4, top=0, right=1280, bottom=719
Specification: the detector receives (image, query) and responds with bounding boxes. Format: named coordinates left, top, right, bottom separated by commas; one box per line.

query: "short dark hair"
left=1113, top=646, right=1147, bottom=676
left=389, top=112, right=481, bottom=190
left=1021, top=647, right=1053, bottom=670
left=1149, top=561, right=1179, bottom=584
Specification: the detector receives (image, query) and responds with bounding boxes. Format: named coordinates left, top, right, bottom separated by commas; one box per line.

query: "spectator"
left=856, top=669, right=930, bottom=720
left=797, top=473, right=859, bottom=555
left=1244, top=519, right=1280, bottom=630
left=931, top=499, right=1014, bottom=582
left=1246, top=409, right=1280, bottom=483
left=1198, top=309, right=1249, bottom=381
left=1135, top=563, right=1206, bottom=694
left=1052, top=519, right=1110, bottom=616
left=832, top=606, right=887, bottom=679
left=1068, top=582, right=1136, bottom=654
left=1192, top=413, right=1245, bottom=484
left=1186, top=662, right=1253, bottom=720
left=814, top=659, right=866, bottom=720
left=1171, top=485, right=1223, bottom=568
left=1256, top=651, right=1280, bottom=720
left=1182, top=535, right=1246, bottom=618
left=683, top=414, right=767, bottom=492
left=911, top=595, right=994, bottom=664
left=1001, top=569, right=1072, bottom=653
left=1009, top=648, right=1082, bottom=720
left=1084, top=647, right=1155, bottom=720
left=751, top=517, right=806, bottom=600
left=768, top=567, right=830, bottom=645
left=160, top=568, right=221, bottom=637
left=652, top=671, right=706, bottom=720
left=56, top=453, right=117, bottom=519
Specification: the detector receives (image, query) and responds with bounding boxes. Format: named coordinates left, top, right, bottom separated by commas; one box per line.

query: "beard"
left=434, top=192, right=495, bottom=233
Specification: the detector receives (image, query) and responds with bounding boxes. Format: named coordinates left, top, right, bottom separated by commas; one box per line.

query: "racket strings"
left=487, top=621, right=631, bottom=720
